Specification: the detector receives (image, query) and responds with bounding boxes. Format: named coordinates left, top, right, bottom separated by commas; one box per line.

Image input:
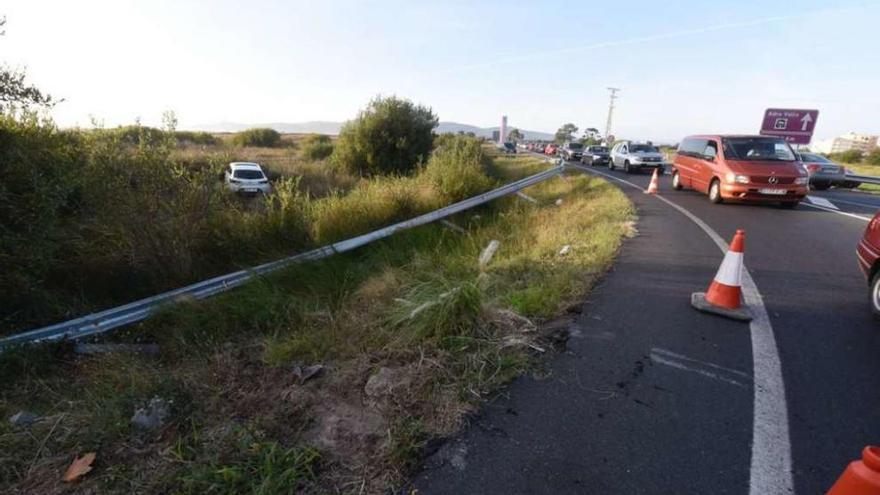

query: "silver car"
left=610, top=141, right=666, bottom=174
left=225, top=162, right=272, bottom=195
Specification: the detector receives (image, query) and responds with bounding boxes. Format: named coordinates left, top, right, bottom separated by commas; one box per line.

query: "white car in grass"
left=224, top=162, right=271, bottom=195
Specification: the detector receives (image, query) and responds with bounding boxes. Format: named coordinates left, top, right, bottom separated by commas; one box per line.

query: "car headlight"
left=794, top=177, right=808, bottom=185
left=725, top=172, right=749, bottom=184
left=632, top=157, right=643, bottom=163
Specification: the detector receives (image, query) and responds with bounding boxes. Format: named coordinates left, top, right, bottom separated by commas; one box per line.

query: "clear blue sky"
left=3, top=0, right=879, bottom=142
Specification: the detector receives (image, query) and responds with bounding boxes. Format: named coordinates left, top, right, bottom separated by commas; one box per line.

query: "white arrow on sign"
left=800, top=113, right=813, bottom=131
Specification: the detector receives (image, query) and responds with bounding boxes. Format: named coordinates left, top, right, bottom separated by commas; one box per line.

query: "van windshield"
left=567, top=143, right=583, bottom=150
left=723, top=137, right=796, bottom=162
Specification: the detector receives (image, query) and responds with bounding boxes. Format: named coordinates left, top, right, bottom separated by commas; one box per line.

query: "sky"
left=2, top=0, right=879, bottom=142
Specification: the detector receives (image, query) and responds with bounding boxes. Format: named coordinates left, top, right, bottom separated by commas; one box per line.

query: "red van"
left=857, top=212, right=880, bottom=318
left=672, top=135, right=809, bottom=207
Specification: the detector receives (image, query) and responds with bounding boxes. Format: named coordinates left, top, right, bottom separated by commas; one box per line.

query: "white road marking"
left=575, top=165, right=794, bottom=495
left=801, top=202, right=870, bottom=222
left=652, top=347, right=751, bottom=378
left=818, top=195, right=880, bottom=210
left=650, top=353, right=750, bottom=389
left=806, top=195, right=839, bottom=210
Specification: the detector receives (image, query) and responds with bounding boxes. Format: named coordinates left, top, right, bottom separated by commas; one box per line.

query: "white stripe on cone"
left=713, top=251, right=743, bottom=287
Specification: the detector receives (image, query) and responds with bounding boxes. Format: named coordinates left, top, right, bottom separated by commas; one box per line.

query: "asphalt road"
left=411, top=158, right=880, bottom=494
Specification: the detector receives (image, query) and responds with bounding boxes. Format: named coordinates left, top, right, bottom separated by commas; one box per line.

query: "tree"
left=231, top=128, right=282, bottom=147
left=581, top=136, right=599, bottom=146
left=333, top=95, right=438, bottom=176
left=0, top=17, right=56, bottom=111
left=867, top=148, right=880, bottom=166
left=833, top=149, right=864, bottom=164
left=300, top=134, right=334, bottom=161
left=507, top=127, right=524, bottom=143
left=555, top=123, right=578, bottom=143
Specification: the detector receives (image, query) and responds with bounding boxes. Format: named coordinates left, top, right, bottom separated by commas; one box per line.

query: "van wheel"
left=672, top=170, right=683, bottom=190
left=624, top=161, right=631, bottom=173
left=608, top=160, right=615, bottom=171
left=709, top=179, right=722, bottom=204
left=871, top=271, right=880, bottom=319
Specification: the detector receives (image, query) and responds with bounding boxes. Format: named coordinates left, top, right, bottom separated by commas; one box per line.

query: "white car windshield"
left=630, top=144, right=658, bottom=153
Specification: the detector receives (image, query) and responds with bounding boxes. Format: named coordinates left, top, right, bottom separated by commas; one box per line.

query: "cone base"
left=691, top=292, right=752, bottom=322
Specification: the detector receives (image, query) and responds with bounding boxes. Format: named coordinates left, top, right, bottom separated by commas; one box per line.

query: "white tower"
left=500, top=115, right=507, bottom=144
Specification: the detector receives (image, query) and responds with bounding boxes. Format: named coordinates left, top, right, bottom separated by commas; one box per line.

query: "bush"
left=831, top=149, right=864, bottom=164
left=332, top=96, right=438, bottom=177
left=310, top=177, right=440, bottom=245
left=174, top=130, right=218, bottom=146
left=423, top=135, right=495, bottom=202
left=867, top=149, right=880, bottom=166
left=300, top=134, right=334, bottom=161
left=0, top=112, right=83, bottom=327
left=231, top=127, right=282, bottom=148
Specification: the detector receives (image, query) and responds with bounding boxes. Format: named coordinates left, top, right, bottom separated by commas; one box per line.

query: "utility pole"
left=604, top=87, right=620, bottom=144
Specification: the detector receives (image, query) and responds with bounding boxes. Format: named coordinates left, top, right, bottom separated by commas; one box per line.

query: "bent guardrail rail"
left=1, top=164, right=564, bottom=347
left=844, top=173, right=880, bottom=186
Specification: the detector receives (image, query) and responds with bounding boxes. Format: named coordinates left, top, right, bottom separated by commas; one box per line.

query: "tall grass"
left=0, top=125, right=490, bottom=335
left=0, top=148, right=634, bottom=494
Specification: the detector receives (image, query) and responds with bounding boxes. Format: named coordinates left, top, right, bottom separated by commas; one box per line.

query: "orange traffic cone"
left=691, top=229, right=752, bottom=321
left=827, top=446, right=880, bottom=495
left=645, top=168, right=659, bottom=194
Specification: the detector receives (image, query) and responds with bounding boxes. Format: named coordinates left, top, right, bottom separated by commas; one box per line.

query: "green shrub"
left=389, top=277, right=483, bottom=343
left=107, top=124, right=166, bottom=146
left=300, top=134, right=333, bottom=161
left=423, top=135, right=495, bottom=202
left=831, top=149, right=864, bottom=164
left=867, top=149, right=880, bottom=166
left=332, top=96, right=438, bottom=177
left=232, top=128, right=282, bottom=148
left=175, top=130, right=219, bottom=146
left=0, top=112, right=84, bottom=327
left=309, top=176, right=441, bottom=245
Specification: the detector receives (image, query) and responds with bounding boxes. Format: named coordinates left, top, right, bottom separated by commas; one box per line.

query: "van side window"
left=703, top=142, right=717, bottom=159
left=679, top=138, right=708, bottom=158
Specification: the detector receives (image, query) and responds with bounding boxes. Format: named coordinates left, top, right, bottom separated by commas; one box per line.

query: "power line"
left=604, top=87, right=620, bottom=144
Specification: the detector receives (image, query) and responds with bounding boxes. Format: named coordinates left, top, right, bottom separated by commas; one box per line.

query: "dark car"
left=559, top=142, right=584, bottom=161
left=581, top=145, right=610, bottom=166
left=497, top=141, right=517, bottom=154
left=798, top=152, right=846, bottom=190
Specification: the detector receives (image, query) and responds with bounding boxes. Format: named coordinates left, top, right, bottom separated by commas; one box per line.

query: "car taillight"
left=806, top=164, right=821, bottom=173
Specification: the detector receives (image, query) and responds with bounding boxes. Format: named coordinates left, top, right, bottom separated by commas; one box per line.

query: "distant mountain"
left=192, top=121, right=343, bottom=134
left=189, top=120, right=554, bottom=141
left=436, top=122, right=554, bottom=141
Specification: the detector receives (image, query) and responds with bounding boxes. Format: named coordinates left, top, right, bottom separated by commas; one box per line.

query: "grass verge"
left=0, top=153, right=633, bottom=494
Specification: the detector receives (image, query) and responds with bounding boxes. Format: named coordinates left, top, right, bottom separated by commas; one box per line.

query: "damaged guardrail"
left=843, top=173, right=880, bottom=186
left=1, top=163, right=565, bottom=348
